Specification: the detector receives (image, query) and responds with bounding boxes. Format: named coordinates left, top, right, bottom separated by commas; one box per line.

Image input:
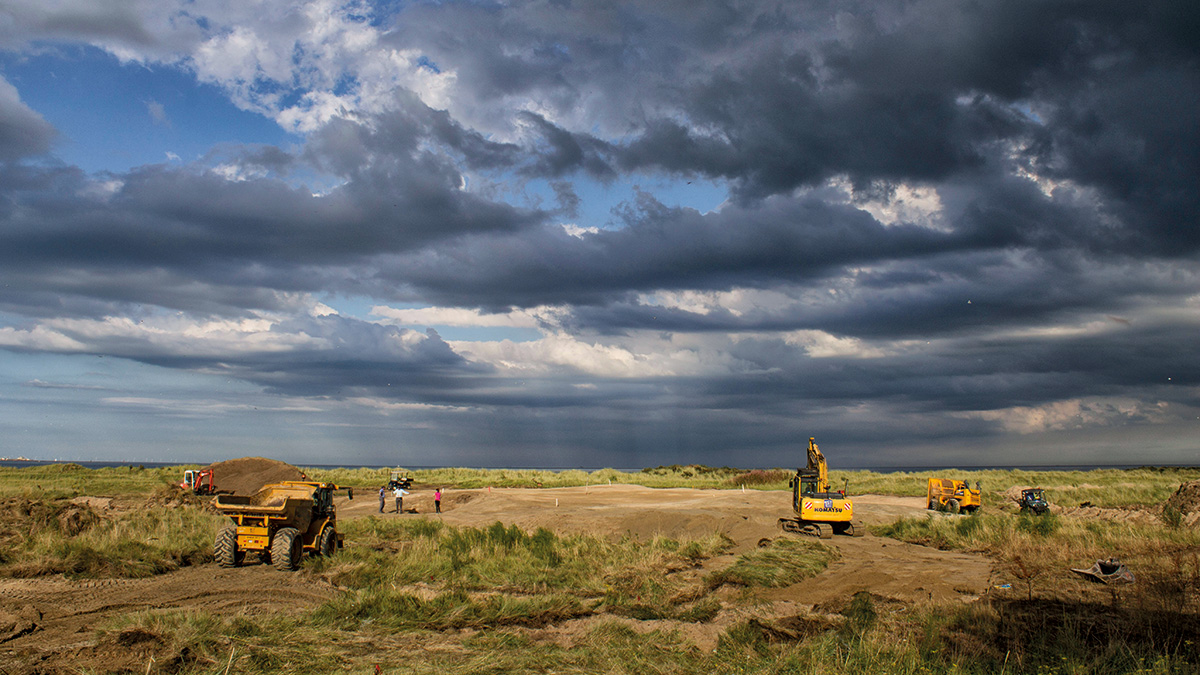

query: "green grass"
left=307, top=518, right=734, bottom=627
left=4, top=463, right=1198, bottom=510
left=66, top=511, right=1199, bottom=675
left=0, top=463, right=184, bottom=498
left=97, top=596, right=1200, bottom=675
left=707, top=538, right=839, bottom=588
left=0, top=501, right=223, bottom=577
left=3, top=462, right=1198, bottom=673
left=306, top=465, right=1200, bottom=509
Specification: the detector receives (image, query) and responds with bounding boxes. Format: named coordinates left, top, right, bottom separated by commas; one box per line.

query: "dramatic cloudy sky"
left=0, top=1, right=1196, bottom=468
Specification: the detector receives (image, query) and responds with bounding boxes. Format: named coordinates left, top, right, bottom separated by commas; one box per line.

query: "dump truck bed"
left=214, top=483, right=318, bottom=530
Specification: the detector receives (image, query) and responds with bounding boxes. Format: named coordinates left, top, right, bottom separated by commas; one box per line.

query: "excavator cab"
left=780, top=437, right=864, bottom=539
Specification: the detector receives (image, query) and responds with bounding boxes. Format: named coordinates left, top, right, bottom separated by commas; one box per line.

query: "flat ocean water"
left=0, top=459, right=1187, bottom=472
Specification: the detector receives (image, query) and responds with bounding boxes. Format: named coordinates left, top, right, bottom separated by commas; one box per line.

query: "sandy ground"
left=1, top=486, right=993, bottom=670
left=362, top=485, right=993, bottom=605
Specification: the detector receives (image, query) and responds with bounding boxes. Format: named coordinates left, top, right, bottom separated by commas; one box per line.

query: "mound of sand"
left=0, top=497, right=101, bottom=550
left=1001, top=486, right=1040, bottom=504
left=1164, top=480, right=1200, bottom=516
left=202, top=457, right=306, bottom=496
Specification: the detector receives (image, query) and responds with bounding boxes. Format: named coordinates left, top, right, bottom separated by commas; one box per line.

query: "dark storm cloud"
left=606, top=0, right=1199, bottom=205
left=515, top=111, right=616, bottom=179
left=0, top=3, right=162, bottom=51
left=214, top=320, right=487, bottom=400
left=4, top=0, right=1192, bottom=322
left=384, top=192, right=964, bottom=309
left=0, top=76, right=56, bottom=161
left=0, top=0, right=1197, bottom=466
left=0, top=133, right=542, bottom=317
left=5, top=312, right=485, bottom=401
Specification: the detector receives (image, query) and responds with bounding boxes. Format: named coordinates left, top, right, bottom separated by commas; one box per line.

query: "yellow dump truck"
left=926, top=477, right=982, bottom=514
left=213, top=481, right=353, bottom=571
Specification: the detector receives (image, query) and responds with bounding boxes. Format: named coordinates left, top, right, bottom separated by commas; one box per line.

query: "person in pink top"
left=434, top=488, right=442, bottom=513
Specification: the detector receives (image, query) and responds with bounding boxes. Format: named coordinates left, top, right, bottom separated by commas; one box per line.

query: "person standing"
left=434, top=488, right=442, bottom=513
left=394, top=485, right=409, bottom=513
left=378, top=486, right=385, bottom=513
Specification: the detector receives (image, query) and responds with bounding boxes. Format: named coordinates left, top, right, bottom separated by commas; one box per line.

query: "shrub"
left=725, top=469, right=791, bottom=486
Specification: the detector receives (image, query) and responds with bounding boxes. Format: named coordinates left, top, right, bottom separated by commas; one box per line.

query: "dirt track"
left=371, top=485, right=993, bottom=605
left=1, top=486, right=993, bottom=669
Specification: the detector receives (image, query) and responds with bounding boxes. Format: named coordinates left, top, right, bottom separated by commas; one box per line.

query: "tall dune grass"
left=4, top=463, right=1197, bottom=511
left=1, top=503, right=222, bottom=578
left=307, top=518, right=734, bottom=629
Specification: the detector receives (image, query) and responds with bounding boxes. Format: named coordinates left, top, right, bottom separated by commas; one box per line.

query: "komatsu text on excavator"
left=778, top=437, right=865, bottom=539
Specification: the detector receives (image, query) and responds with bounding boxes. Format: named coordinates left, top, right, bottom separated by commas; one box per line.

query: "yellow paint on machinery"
left=213, top=481, right=354, bottom=571
left=926, top=477, right=982, bottom=514
left=779, top=437, right=865, bottom=538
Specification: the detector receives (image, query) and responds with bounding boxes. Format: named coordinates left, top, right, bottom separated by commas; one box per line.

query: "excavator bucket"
left=1071, top=558, right=1134, bottom=585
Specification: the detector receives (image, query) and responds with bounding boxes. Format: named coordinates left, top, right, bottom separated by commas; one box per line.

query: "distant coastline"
left=1, top=458, right=1194, bottom=473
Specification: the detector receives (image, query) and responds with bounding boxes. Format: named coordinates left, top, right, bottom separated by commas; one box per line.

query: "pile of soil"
left=1001, top=486, right=1038, bottom=504
left=0, top=497, right=100, bottom=546
left=202, top=457, right=306, bottom=496
left=1163, top=480, right=1200, bottom=526
left=1164, top=480, right=1200, bottom=516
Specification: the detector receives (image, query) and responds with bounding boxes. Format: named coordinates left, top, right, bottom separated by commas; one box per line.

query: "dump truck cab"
left=213, top=481, right=353, bottom=571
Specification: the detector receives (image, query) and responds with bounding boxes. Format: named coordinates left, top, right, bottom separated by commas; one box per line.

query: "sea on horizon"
left=0, top=458, right=1188, bottom=473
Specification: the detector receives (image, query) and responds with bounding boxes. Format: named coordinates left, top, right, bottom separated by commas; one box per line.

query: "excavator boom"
left=781, top=436, right=864, bottom=539
left=805, top=437, right=829, bottom=492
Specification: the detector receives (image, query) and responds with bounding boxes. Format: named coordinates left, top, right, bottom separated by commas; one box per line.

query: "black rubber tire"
left=929, top=499, right=938, bottom=511
left=271, top=527, right=302, bottom=571
left=215, top=527, right=240, bottom=568
left=317, top=526, right=337, bottom=557
left=948, top=499, right=961, bottom=514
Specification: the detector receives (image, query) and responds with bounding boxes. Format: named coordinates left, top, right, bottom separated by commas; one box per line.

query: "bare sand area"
left=1, top=485, right=993, bottom=669
left=343, top=484, right=993, bottom=605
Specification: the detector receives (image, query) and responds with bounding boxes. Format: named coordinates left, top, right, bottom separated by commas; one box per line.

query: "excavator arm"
left=806, top=437, right=829, bottom=493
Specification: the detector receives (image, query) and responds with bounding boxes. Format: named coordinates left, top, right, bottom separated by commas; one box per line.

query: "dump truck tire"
left=948, top=498, right=961, bottom=514
left=272, top=527, right=302, bottom=571
left=317, top=525, right=337, bottom=557
left=215, top=527, right=241, bottom=568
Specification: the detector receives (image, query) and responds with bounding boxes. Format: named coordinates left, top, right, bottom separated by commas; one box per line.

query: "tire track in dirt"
left=0, top=565, right=336, bottom=668
left=3, top=486, right=993, bottom=671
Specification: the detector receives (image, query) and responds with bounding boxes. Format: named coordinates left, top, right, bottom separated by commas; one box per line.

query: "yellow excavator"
left=779, top=437, right=865, bottom=538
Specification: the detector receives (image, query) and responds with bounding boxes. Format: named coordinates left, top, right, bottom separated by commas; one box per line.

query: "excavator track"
left=778, top=517, right=832, bottom=539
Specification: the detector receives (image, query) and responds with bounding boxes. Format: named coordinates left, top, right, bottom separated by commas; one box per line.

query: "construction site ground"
left=1, top=484, right=997, bottom=670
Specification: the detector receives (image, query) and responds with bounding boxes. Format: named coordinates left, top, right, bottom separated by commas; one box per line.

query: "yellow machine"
left=779, top=437, right=865, bottom=538
left=213, top=481, right=353, bottom=571
left=926, top=477, right=982, bottom=514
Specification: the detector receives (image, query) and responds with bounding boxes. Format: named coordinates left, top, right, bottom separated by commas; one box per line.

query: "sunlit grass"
left=707, top=538, right=839, bottom=588
left=0, top=463, right=184, bottom=498
left=4, top=463, right=1198, bottom=511
left=307, top=518, right=734, bottom=628
left=1, top=503, right=223, bottom=577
